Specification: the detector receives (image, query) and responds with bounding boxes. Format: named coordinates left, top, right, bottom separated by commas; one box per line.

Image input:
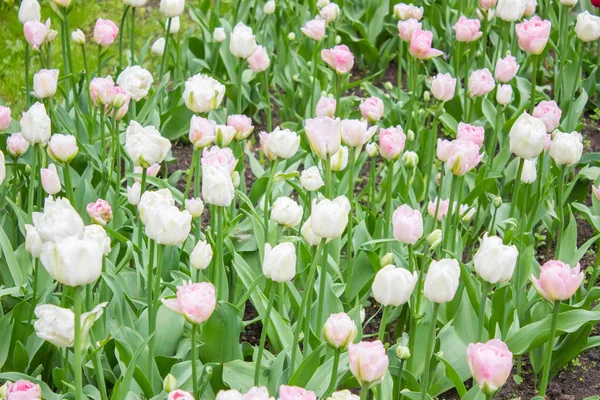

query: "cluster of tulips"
left=1, top=0, right=600, bottom=399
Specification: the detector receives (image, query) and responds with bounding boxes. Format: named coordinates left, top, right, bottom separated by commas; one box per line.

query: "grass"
left=0, top=0, right=173, bottom=114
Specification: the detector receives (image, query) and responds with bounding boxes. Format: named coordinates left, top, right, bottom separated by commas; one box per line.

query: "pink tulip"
left=227, top=114, right=254, bottom=140
left=446, top=139, right=483, bottom=176
left=278, top=386, right=316, bottom=400
left=315, top=96, right=336, bottom=118
left=6, top=133, right=30, bottom=158
left=436, top=139, right=454, bottom=162
left=359, top=97, right=384, bottom=123
left=86, top=199, right=113, bottom=226
left=24, top=19, right=50, bottom=49
left=321, top=45, right=355, bottom=74
left=515, top=16, right=551, bottom=55
left=6, top=380, right=41, bottom=400
left=397, top=18, right=422, bottom=42
left=409, top=29, right=443, bottom=60
left=168, top=390, right=195, bottom=400
left=201, top=146, right=237, bottom=174
left=453, top=16, right=483, bottom=42
left=323, top=312, right=357, bottom=349
left=304, top=117, right=342, bottom=160
left=40, top=164, right=61, bottom=195
left=248, top=45, right=270, bottom=73
left=392, top=204, right=423, bottom=245
left=109, top=86, right=131, bottom=120
left=341, top=119, right=377, bottom=148
left=134, top=163, right=161, bottom=181
left=428, top=198, right=450, bottom=221
left=532, top=260, right=583, bottom=301
left=480, top=0, right=497, bottom=10
left=189, top=116, right=217, bottom=149
left=301, top=18, right=326, bottom=41
left=593, top=184, right=600, bottom=202
left=348, top=340, right=389, bottom=383
left=495, top=55, right=519, bottom=83
left=89, top=76, right=116, bottom=106
left=467, top=339, right=513, bottom=394
left=0, top=106, right=11, bottom=131
left=533, top=100, right=562, bottom=132
left=93, top=18, right=119, bottom=47
left=162, top=282, right=217, bottom=324
left=394, top=3, right=424, bottom=20
left=243, top=387, right=272, bottom=400
left=544, top=133, right=552, bottom=151
left=468, top=68, right=495, bottom=97
left=379, top=126, right=406, bottom=160
left=457, top=123, right=485, bottom=147
left=431, top=73, right=456, bottom=102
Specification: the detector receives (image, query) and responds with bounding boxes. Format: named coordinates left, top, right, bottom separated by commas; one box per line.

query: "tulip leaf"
left=0, top=226, right=25, bottom=286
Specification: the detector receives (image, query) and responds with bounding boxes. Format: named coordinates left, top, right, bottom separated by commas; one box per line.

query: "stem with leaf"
left=191, top=324, right=199, bottom=399
left=73, top=286, right=83, bottom=400
left=254, top=280, right=277, bottom=385
left=28, top=144, right=39, bottom=216
left=539, top=300, right=560, bottom=396
left=378, top=306, right=390, bottom=342
left=420, top=303, right=440, bottom=400
left=118, top=6, right=130, bottom=70
left=477, top=281, right=491, bottom=342
left=324, top=348, right=341, bottom=398
left=159, top=18, right=172, bottom=79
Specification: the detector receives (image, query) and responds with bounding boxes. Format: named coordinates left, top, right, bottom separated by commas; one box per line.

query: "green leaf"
left=0, top=226, right=25, bottom=286
left=112, top=334, right=154, bottom=400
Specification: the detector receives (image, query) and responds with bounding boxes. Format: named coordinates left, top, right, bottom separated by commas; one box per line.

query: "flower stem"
left=345, top=147, right=356, bottom=298
left=397, top=40, right=403, bottom=101
left=255, top=281, right=277, bottom=386
left=263, top=71, right=272, bottom=132
left=324, top=348, right=341, bottom=398
left=420, top=302, right=439, bottom=400
left=130, top=7, right=136, bottom=65
left=384, top=160, right=395, bottom=252
left=359, top=382, right=369, bottom=400
left=556, top=165, right=566, bottom=258
left=118, top=6, right=130, bottom=70
left=159, top=18, right=172, bottom=79
left=539, top=300, right=560, bottom=396
left=26, top=259, right=40, bottom=329
left=191, top=323, right=199, bottom=399
left=215, top=206, right=226, bottom=300
left=64, top=163, right=75, bottom=205
left=334, top=73, right=341, bottom=118
left=97, top=45, right=102, bottom=77
left=316, top=239, right=329, bottom=334
left=183, top=148, right=198, bottom=201
left=74, top=285, right=83, bottom=400
left=530, top=55, right=538, bottom=114
left=442, top=173, right=457, bottom=251
left=310, top=42, right=320, bottom=117
left=477, top=281, right=491, bottom=342
left=25, top=44, right=31, bottom=107
left=237, top=58, right=244, bottom=114
left=27, top=144, right=38, bottom=216
left=508, top=158, right=525, bottom=219
left=149, top=243, right=164, bottom=386
left=263, top=159, right=278, bottom=244
left=378, top=305, right=390, bottom=342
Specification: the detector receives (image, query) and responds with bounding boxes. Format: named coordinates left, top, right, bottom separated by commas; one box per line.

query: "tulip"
left=575, top=11, right=600, bottom=42
left=145, top=205, right=192, bottom=246
left=40, top=164, right=61, bottom=195
left=125, top=121, right=172, bottom=167
left=127, top=182, right=141, bottom=205
left=393, top=3, right=424, bottom=20
left=49, top=134, right=78, bottom=163
left=550, top=131, right=583, bottom=166
left=323, top=312, right=357, bottom=349
left=243, top=387, right=274, bottom=400
left=216, top=390, right=243, bottom=400
left=366, top=142, right=378, bottom=157
left=89, top=76, right=116, bottom=106
left=6, top=380, right=41, bottom=400
left=214, top=27, right=226, bottom=42
left=24, top=19, right=50, bottom=49
left=279, top=386, right=316, bottom=400
left=310, top=196, right=350, bottom=238
left=560, top=0, right=577, bottom=4
left=31, top=197, right=84, bottom=244
left=168, top=390, right=194, bottom=400
left=427, top=229, right=443, bottom=248
left=138, top=189, right=176, bottom=224
left=468, top=68, right=495, bottom=97
left=166, top=16, right=181, bottom=33
left=258, top=127, right=301, bottom=161
left=124, top=0, right=148, bottom=5
left=25, top=227, right=41, bottom=257
left=348, top=341, right=389, bottom=383
left=213, top=125, right=235, bottom=148
left=18, top=0, right=41, bottom=23
left=301, top=18, right=327, bottom=41
left=7, top=133, right=30, bottom=158
left=397, top=18, right=422, bottom=42
left=473, top=234, right=518, bottom=283
left=151, top=37, right=166, bottom=56
left=183, top=73, right=226, bottom=113
left=93, top=19, right=118, bottom=47
left=248, top=46, right=271, bottom=73
left=202, top=164, right=235, bottom=207
left=520, top=158, right=537, bottom=183
left=330, top=146, right=348, bottom=171
left=190, top=240, right=213, bottom=270
left=453, top=16, right=483, bottom=42
left=457, top=123, right=485, bottom=147
left=327, top=391, right=359, bottom=400
left=189, top=116, right=216, bottom=148
left=69, top=29, right=86, bottom=46
left=392, top=205, right=423, bottom=245
left=32, top=69, right=59, bottom=99
left=341, top=119, right=379, bottom=149
left=84, top=225, right=111, bottom=256
left=524, top=0, right=537, bottom=16
left=532, top=100, right=562, bottom=132
left=263, top=242, right=297, bottom=282
left=315, top=96, right=336, bottom=117
left=201, top=146, right=237, bottom=173
left=496, top=0, right=528, bottom=21
left=532, top=261, right=585, bottom=300
left=379, top=126, right=406, bottom=160
left=116, top=66, right=154, bottom=101
left=0, top=106, right=10, bottom=131
left=467, top=340, right=513, bottom=394
left=21, top=102, right=51, bottom=145
left=301, top=217, right=324, bottom=246
left=320, top=3, right=340, bottom=21
left=263, top=0, right=276, bottom=14
left=515, top=17, right=551, bottom=55
left=431, top=73, right=456, bottom=102
left=321, top=45, right=355, bottom=74
left=162, top=282, right=216, bottom=324
left=372, top=265, right=418, bottom=306
left=300, top=166, right=324, bottom=192
left=424, top=258, right=461, bottom=303
left=34, top=302, right=107, bottom=348
left=230, top=22, right=257, bottom=58
left=185, top=198, right=204, bottom=217
left=409, top=29, right=443, bottom=59
left=359, top=97, right=384, bottom=123
left=160, top=0, right=185, bottom=17
left=271, top=197, right=303, bottom=228
left=304, top=117, right=342, bottom=160
left=495, top=55, right=519, bottom=83
left=480, top=0, right=497, bottom=9
left=133, top=164, right=160, bottom=182
left=509, top=112, right=547, bottom=159
left=84, top=199, right=112, bottom=226
left=496, top=84, right=513, bottom=105
left=227, top=114, right=254, bottom=140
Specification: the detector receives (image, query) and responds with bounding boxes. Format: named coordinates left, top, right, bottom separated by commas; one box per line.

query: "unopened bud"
left=163, top=374, right=177, bottom=393
left=427, top=229, right=442, bottom=249
left=396, top=345, right=411, bottom=360
left=335, top=35, right=341, bottom=44
left=366, top=143, right=378, bottom=157
left=46, top=29, right=58, bottom=43
left=232, top=171, right=241, bottom=188
left=406, top=129, right=415, bottom=141
left=287, top=32, right=296, bottom=41
left=402, top=151, right=418, bottom=168
left=494, top=196, right=502, bottom=208
left=380, top=252, right=393, bottom=266
left=423, top=91, right=431, bottom=102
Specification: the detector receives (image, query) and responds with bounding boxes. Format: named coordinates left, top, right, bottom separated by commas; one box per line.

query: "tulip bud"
left=496, top=84, right=513, bottom=105
left=151, top=37, right=165, bottom=56
left=6, top=133, right=30, bottom=158
left=264, top=0, right=276, bottom=14
left=372, top=265, right=417, bottom=306
left=230, top=22, right=257, bottom=58
left=232, top=171, right=241, bottom=188
left=271, top=196, right=303, bottom=228
left=330, top=146, right=348, bottom=171
left=41, top=164, right=61, bottom=195
left=380, top=252, right=393, bottom=267
left=366, top=143, right=378, bottom=157
left=71, top=29, right=85, bottom=44
left=323, top=312, right=357, bottom=349
left=185, top=197, right=204, bottom=217
left=406, top=129, right=415, bottom=141
left=335, top=35, right=341, bottom=44
left=287, top=32, right=296, bottom=41
left=86, top=199, right=113, bottom=226
left=127, top=182, right=141, bottom=205
left=166, top=16, right=180, bottom=33
left=162, top=282, right=217, bottom=324
left=424, top=258, right=460, bottom=303
left=46, top=29, right=58, bottom=43
left=348, top=341, right=389, bottom=384
left=0, top=381, right=8, bottom=399
left=395, top=345, right=411, bottom=360
left=163, top=374, right=177, bottom=393
left=214, top=27, right=226, bottom=42
left=263, top=242, right=297, bottom=282
left=423, top=91, right=431, bottom=102
left=190, top=240, right=213, bottom=270
left=520, top=159, right=537, bottom=184
left=49, top=133, right=78, bottom=163
left=216, top=390, right=243, bottom=400
left=427, top=229, right=442, bottom=249
left=402, top=151, right=419, bottom=168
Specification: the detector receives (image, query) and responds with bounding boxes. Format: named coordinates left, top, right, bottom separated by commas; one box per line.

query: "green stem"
left=420, top=303, right=440, bottom=400
left=82, top=45, right=90, bottom=103
left=90, top=346, right=108, bottom=400
left=477, top=281, right=491, bottom=342
left=378, top=305, right=390, bottom=342
left=64, top=163, right=74, bottom=205
left=99, top=106, right=106, bottom=165
left=146, top=240, right=155, bottom=335
left=370, top=158, right=376, bottom=210
left=310, top=42, right=320, bottom=117
left=25, top=44, right=31, bottom=107
left=130, top=7, right=136, bottom=65
left=215, top=206, right=226, bottom=300
left=137, top=167, right=148, bottom=249
left=334, top=73, right=341, bottom=118
left=509, top=158, right=525, bottom=219
left=451, top=176, right=464, bottom=253
left=316, top=239, right=329, bottom=333
left=556, top=165, right=566, bottom=257
left=28, top=144, right=39, bottom=216
left=183, top=149, right=198, bottom=201
left=118, top=6, right=130, bottom=70
left=149, top=243, right=164, bottom=386
left=254, top=281, right=277, bottom=386
left=263, top=71, right=272, bottom=132
left=159, top=18, right=172, bottom=78
left=394, top=359, right=405, bottom=400
left=397, top=40, right=403, bottom=100
left=263, top=159, right=278, bottom=244
left=237, top=58, right=244, bottom=114
left=97, top=45, right=102, bottom=77
left=442, top=173, right=457, bottom=251
left=360, top=383, right=369, bottom=400
left=73, top=286, right=83, bottom=400
left=384, top=160, right=395, bottom=252
left=345, top=147, right=356, bottom=298
left=325, top=349, right=341, bottom=398
left=539, top=300, right=560, bottom=396
left=530, top=55, right=538, bottom=114
left=191, top=324, right=199, bottom=399
left=26, top=259, right=40, bottom=329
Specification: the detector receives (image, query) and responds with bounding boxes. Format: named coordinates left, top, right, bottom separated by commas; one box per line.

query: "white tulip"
left=125, top=121, right=172, bottom=167
left=330, top=145, right=349, bottom=172
left=33, top=69, right=59, bottom=99
left=144, top=206, right=192, bottom=245
left=18, top=0, right=41, bottom=23
left=520, top=158, right=537, bottom=184
left=366, top=143, right=378, bottom=157
left=424, top=258, right=461, bottom=303
left=25, top=224, right=42, bottom=257
left=496, top=84, right=513, bottom=106
left=124, top=0, right=147, bottom=6
left=185, top=197, right=204, bottom=217
left=40, top=235, right=103, bottom=286
left=229, top=22, right=257, bottom=59
left=260, top=127, right=301, bottom=160
left=84, top=225, right=112, bottom=256
left=49, top=134, right=78, bottom=163
left=116, top=66, right=154, bottom=101
left=263, top=242, right=296, bottom=282
left=560, top=0, right=577, bottom=5
left=215, top=125, right=236, bottom=148
left=183, top=74, right=226, bottom=113
left=264, top=0, right=276, bottom=14
left=310, top=196, right=351, bottom=239
left=214, top=27, right=226, bottom=42
left=341, top=119, right=377, bottom=148
left=215, top=390, right=243, bottom=400
left=40, top=164, right=61, bottom=195
left=372, top=265, right=418, bottom=306
left=138, top=189, right=175, bottom=225
left=575, top=11, right=600, bottom=42
left=190, top=240, right=213, bottom=270
left=509, top=112, right=546, bottom=160
left=166, top=16, right=180, bottom=33
left=301, top=217, right=324, bottom=246
left=300, top=166, right=324, bottom=192
left=323, top=312, right=357, bottom=349
left=151, top=37, right=166, bottom=56
left=127, top=182, right=141, bottom=205
left=327, top=390, right=360, bottom=400
left=495, top=0, right=528, bottom=22
left=550, top=131, right=583, bottom=166
left=202, top=165, right=235, bottom=207
left=473, top=234, right=518, bottom=284
left=271, top=196, right=303, bottom=228
left=71, top=29, right=86, bottom=45
left=32, top=197, right=85, bottom=243
left=160, top=0, right=185, bottom=17
left=20, top=102, right=51, bottom=145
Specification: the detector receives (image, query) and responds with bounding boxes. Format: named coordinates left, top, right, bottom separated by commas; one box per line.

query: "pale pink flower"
left=394, top=3, right=424, bottom=20
left=94, top=18, right=119, bottom=47
left=323, top=312, right=357, bottom=349
left=168, top=390, right=194, bottom=400
left=532, top=260, right=583, bottom=301
left=0, top=106, right=11, bottom=131
left=24, top=19, right=50, bottom=49
left=248, top=45, right=270, bottom=73
left=134, top=163, right=160, bottom=182
left=467, top=339, right=513, bottom=394
left=428, top=198, right=450, bottom=221
left=524, top=0, right=537, bottom=16
left=480, top=0, right=497, bottom=10
left=89, top=76, right=117, bottom=106
left=446, top=139, right=483, bottom=176
left=359, top=97, right=384, bottom=123
left=243, top=387, right=273, bottom=400
left=6, top=380, right=41, bottom=400
left=533, top=100, right=562, bottom=132
left=593, top=184, right=600, bottom=202
left=86, top=199, right=113, bottom=226
left=304, top=117, right=342, bottom=160
left=315, top=96, right=336, bottom=118
left=201, top=146, right=237, bottom=174
left=378, top=126, right=406, bottom=160
left=109, top=86, right=131, bottom=120
left=468, top=68, right=495, bottom=97
left=348, top=341, right=389, bottom=383
left=41, top=164, right=61, bottom=195
left=278, top=386, right=316, bottom=400
left=227, top=114, right=254, bottom=140
left=392, top=204, right=423, bottom=245
left=301, top=18, right=326, bottom=41
left=453, top=16, right=483, bottom=42
left=397, top=18, right=422, bottom=42
left=494, top=55, right=519, bottom=83
left=409, top=29, right=443, bottom=59
left=457, top=123, right=485, bottom=147
left=6, top=133, right=30, bottom=158
left=436, top=139, right=454, bottom=162
left=341, top=119, right=377, bottom=148
left=162, top=282, right=217, bottom=324
left=545, top=134, right=552, bottom=151
left=321, top=45, right=354, bottom=74
left=189, top=116, right=217, bottom=149
left=515, top=16, right=551, bottom=55
left=431, top=73, right=456, bottom=102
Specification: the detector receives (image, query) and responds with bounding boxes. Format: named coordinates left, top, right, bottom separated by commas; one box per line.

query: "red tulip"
left=592, top=0, right=600, bottom=7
